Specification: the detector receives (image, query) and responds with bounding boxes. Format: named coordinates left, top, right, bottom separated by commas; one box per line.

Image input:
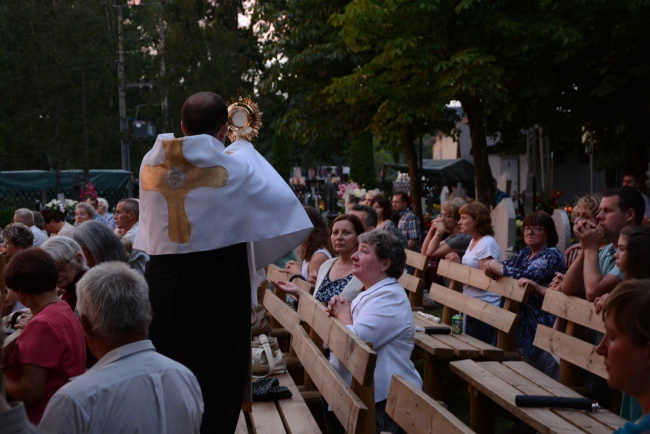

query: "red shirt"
left=5, top=301, right=86, bottom=424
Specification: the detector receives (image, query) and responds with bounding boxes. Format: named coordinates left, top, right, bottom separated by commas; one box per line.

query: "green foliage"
left=349, top=135, right=375, bottom=189
left=271, top=133, right=292, bottom=183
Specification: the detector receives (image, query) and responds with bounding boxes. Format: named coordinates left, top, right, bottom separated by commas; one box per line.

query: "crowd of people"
left=1, top=95, right=649, bottom=433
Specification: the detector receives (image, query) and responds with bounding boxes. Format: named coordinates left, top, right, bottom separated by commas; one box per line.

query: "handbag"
left=251, top=304, right=272, bottom=337
left=251, top=334, right=287, bottom=378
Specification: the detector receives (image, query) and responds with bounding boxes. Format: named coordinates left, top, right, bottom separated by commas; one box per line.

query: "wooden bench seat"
left=451, top=360, right=624, bottom=434
left=449, top=289, right=627, bottom=433
left=386, top=374, right=474, bottom=434
left=237, top=372, right=321, bottom=434
left=414, top=260, right=524, bottom=400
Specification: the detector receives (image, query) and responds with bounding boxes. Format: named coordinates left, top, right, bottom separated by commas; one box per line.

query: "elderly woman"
left=95, top=197, right=116, bottom=230
left=72, top=221, right=129, bottom=268
left=1, top=248, right=85, bottom=424
left=483, top=211, right=566, bottom=377
left=285, top=206, right=335, bottom=284
left=272, top=214, right=365, bottom=304
left=446, top=202, right=502, bottom=344
left=74, top=202, right=96, bottom=227
left=41, top=236, right=89, bottom=311
left=596, top=279, right=650, bottom=432
left=328, top=229, right=422, bottom=433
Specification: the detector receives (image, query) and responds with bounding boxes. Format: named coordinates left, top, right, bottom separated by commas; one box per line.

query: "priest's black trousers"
left=145, top=243, right=250, bottom=434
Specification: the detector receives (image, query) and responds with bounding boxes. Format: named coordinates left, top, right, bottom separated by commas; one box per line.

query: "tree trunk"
left=461, top=96, right=496, bottom=206
left=403, top=129, right=422, bottom=216
left=627, top=96, right=649, bottom=193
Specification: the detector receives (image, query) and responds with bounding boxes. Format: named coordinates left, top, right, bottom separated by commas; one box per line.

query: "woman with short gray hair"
left=41, top=236, right=88, bottom=311
left=73, top=221, right=128, bottom=268
left=327, top=229, right=421, bottom=433
left=74, top=202, right=96, bottom=227
left=95, top=198, right=116, bottom=230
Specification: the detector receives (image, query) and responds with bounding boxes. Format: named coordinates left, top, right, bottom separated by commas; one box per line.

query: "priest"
left=134, top=91, right=312, bottom=433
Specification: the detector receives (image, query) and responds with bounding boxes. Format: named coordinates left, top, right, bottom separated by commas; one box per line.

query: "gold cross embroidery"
left=141, top=138, right=228, bottom=244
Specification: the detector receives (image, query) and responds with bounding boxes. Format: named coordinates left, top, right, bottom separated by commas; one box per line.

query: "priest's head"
left=181, top=92, right=229, bottom=143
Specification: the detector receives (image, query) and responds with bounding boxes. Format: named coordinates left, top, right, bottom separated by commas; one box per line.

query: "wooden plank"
left=399, top=272, right=423, bottom=295
left=275, top=372, right=322, bottom=434
left=450, top=360, right=585, bottom=434
left=297, top=292, right=376, bottom=386
left=263, top=289, right=301, bottom=332
left=483, top=362, right=613, bottom=434
left=453, top=334, right=503, bottom=358
left=267, top=264, right=293, bottom=282
left=542, top=290, right=605, bottom=333
left=429, top=283, right=519, bottom=334
left=413, top=316, right=479, bottom=358
left=436, top=260, right=529, bottom=302
left=405, top=250, right=428, bottom=273
left=250, top=400, right=286, bottom=434
left=236, top=411, right=249, bottom=434
left=504, top=362, right=625, bottom=432
left=291, top=325, right=367, bottom=433
left=386, top=374, right=474, bottom=434
left=533, top=325, right=607, bottom=379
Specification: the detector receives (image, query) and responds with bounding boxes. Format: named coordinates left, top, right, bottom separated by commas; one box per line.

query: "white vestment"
left=134, top=134, right=312, bottom=300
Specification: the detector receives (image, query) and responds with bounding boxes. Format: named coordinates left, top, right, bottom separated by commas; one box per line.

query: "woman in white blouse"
left=328, top=229, right=422, bottom=433
left=445, top=201, right=502, bottom=345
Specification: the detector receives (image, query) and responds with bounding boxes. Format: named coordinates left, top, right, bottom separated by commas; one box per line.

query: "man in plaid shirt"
left=392, top=192, right=422, bottom=251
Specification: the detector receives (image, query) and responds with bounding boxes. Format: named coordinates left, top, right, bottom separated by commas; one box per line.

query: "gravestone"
left=497, top=172, right=511, bottom=194
left=491, top=197, right=517, bottom=258
left=552, top=209, right=572, bottom=253
left=440, top=186, right=450, bottom=206
left=452, top=183, right=466, bottom=200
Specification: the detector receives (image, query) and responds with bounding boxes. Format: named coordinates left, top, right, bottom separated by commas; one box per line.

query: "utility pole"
left=116, top=4, right=130, bottom=172
left=114, top=1, right=167, bottom=173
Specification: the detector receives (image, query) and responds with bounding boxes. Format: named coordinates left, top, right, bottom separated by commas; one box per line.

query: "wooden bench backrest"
left=291, top=324, right=368, bottom=433
left=405, top=250, right=428, bottom=276
left=534, top=289, right=607, bottom=380
left=398, top=272, right=422, bottom=296
left=404, top=250, right=429, bottom=309
left=386, top=375, right=474, bottom=434
left=297, top=291, right=377, bottom=386
left=437, top=260, right=529, bottom=303
left=432, top=260, right=531, bottom=351
left=262, top=288, right=301, bottom=332
left=267, top=264, right=314, bottom=295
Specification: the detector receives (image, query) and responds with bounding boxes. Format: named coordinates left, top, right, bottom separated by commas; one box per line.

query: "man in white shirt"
left=39, top=262, right=203, bottom=433
left=13, top=208, right=48, bottom=247
left=114, top=199, right=148, bottom=274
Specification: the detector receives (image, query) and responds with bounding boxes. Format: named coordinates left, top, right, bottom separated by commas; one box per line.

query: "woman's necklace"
left=333, top=258, right=353, bottom=279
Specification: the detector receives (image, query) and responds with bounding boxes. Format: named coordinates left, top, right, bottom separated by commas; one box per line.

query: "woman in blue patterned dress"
left=483, top=211, right=566, bottom=378
left=271, top=214, right=365, bottom=304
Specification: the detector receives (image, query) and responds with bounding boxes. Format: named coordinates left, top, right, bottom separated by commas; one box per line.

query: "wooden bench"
left=404, top=250, right=429, bottom=311
left=450, top=290, right=627, bottom=433
left=386, top=374, right=474, bottom=434
left=414, top=260, right=527, bottom=399
left=297, top=290, right=378, bottom=433
left=237, top=371, right=322, bottom=434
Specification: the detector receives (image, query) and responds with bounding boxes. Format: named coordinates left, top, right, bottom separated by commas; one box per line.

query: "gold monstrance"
left=227, top=91, right=263, bottom=142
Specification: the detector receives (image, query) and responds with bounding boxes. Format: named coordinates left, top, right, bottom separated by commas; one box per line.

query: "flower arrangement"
left=536, top=189, right=564, bottom=214
left=337, top=182, right=366, bottom=200
left=44, top=198, right=78, bottom=218
left=79, top=182, right=98, bottom=201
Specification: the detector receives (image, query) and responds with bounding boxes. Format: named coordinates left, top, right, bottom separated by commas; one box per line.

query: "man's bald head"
left=181, top=92, right=228, bottom=138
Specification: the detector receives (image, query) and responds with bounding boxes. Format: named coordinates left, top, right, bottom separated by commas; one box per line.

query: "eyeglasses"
left=523, top=226, right=546, bottom=234
left=56, top=256, right=75, bottom=271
